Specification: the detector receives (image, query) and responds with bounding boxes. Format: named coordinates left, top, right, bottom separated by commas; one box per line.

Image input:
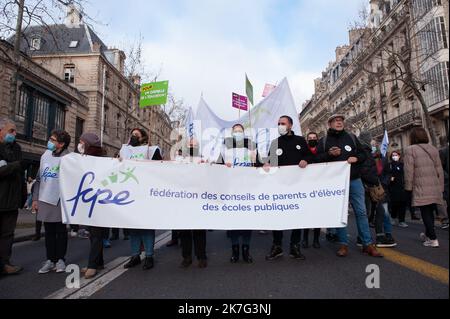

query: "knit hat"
left=80, top=132, right=101, bottom=149
left=327, top=114, right=346, bottom=123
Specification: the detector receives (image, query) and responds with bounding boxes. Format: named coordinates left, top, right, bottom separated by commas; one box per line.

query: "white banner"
left=193, top=78, right=301, bottom=161
left=60, top=154, right=350, bottom=230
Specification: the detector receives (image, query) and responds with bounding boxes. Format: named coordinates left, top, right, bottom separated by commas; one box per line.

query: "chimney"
left=104, top=48, right=126, bottom=74
left=65, top=4, right=83, bottom=28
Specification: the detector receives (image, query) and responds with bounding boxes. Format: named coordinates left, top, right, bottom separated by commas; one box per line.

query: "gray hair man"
left=0, top=118, right=25, bottom=275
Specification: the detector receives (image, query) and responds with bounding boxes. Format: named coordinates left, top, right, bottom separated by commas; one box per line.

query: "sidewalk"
left=14, top=209, right=43, bottom=243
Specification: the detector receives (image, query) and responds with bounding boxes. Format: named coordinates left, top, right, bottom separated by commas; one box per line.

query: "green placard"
left=140, top=81, right=169, bottom=108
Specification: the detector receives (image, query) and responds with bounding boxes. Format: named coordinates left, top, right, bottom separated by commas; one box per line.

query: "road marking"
left=46, top=231, right=172, bottom=299
left=378, top=248, right=449, bottom=286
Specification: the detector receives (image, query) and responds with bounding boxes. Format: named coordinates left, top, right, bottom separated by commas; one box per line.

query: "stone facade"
left=0, top=40, right=88, bottom=176
left=12, top=6, right=174, bottom=158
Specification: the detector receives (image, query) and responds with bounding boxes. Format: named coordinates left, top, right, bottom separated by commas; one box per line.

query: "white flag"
left=381, top=130, right=389, bottom=158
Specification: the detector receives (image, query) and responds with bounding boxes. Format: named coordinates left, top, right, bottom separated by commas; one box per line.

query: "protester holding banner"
left=179, top=138, right=208, bottom=269
left=404, top=127, right=444, bottom=248
left=32, top=130, right=72, bottom=274
left=264, top=116, right=314, bottom=261
left=217, top=124, right=263, bottom=263
left=302, top=132, right=321, bottom=249
left=316, top=114, right=383, bottom=258
left=76, top=133, right=110, bottom=279
left=121, top=128, right=162, bottom=270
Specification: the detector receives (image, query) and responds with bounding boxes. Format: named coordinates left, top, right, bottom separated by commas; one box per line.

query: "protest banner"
left=60, top=153, right=350, bottom=230
left=140, top=80, right=169, bottom=107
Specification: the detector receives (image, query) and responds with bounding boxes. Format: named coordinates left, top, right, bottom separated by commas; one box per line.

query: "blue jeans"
left=230, top=230, right=252, bottom=246
left=130, top=229, right=155, bottom=257
left=382, top=203, right=393, bottom=235
left=336, top=179, right=373, bottom=246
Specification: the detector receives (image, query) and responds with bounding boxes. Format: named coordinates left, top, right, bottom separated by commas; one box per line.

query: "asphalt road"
left=0, top=218, right=448, bottom=299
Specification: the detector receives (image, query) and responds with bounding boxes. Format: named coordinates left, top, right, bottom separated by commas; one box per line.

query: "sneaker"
left=376, top=235, right=397, bottom=248
left=441, top=223, right=449, bottom=230
left=356, top=237, right=363, bottom=247
left=38, top=260, right=55, bottom=274
left=103, top=239, right=112, bottom=249
left=419, top=233, right=429, bottom=242
left=265, top=245, right=283, bottom=261
left=143, top=256, right=154, bottom=270
left=55, top=259, right=66, bottom=273
left=398, top=222, right=409, bottom=228
left=390, top=218, right=398, bottom=226
left=78, top=229, right=90, bottom=239
left=289, top=244, right=306, bottom=260
left=70, top=230, right=78, bottom=238
left=423, top=239, right=439, bottom=248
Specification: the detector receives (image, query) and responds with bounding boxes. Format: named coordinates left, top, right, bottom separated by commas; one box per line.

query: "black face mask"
left=129, top=135, right=140, bottom=147
left=308, top=140, right=318, bottom=148
left=189, top=147, right=199, bottom=157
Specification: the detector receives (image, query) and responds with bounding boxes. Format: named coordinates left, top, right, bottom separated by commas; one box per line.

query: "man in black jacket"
left=0, top=118, right=25, bottom=275
left=316, top=114, right=383, bottom=258
left=264, top=116, right=314, bottom=261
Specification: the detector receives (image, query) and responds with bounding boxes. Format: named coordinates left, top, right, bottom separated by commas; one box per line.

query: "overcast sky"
left=85, top=0, right=366, bottom=120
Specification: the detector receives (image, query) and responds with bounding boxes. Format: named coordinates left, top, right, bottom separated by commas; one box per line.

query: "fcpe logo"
left=42, top=165, right=60, bottom=182
left=68, top=166, right=139, bottom=218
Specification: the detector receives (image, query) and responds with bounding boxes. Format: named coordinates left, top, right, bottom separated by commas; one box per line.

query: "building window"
left=75, top=117, right=85, bottom=151
left=69, top=41, right=79, bottom=48
left=64, top=64, right=75, bottom=83
left=423, top=61, right=449, bottom=106
left=103, top=106, right=109, bottom=134
left=30, top=38, right=41, bottom=51
left=15, top=84, right=67, bottom=144
left=118, top=83, right=122, bottom=100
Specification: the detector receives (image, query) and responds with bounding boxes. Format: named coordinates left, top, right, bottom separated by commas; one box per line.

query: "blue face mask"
left=4, top=134, right=15, bottom=144
left=47, top=141, right=57, bottom=152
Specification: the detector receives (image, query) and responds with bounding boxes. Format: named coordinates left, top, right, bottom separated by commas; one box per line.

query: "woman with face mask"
left=75, top=133, right=110, bottom=279
left=386, top=151, right=408, bottom=228
left=120, top=128, right=162, bottom=271
left=216, top=124, right=263, bottom=264
left=32, top=129, right=72, bottom=274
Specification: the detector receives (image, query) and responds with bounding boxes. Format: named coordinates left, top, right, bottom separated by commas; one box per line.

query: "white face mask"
left=392, top=156, right=400, bottom=162
left=77, top=143, right=85, bottom=154
left=233, top=132, right=245, bottom=142
left=278, top=125, right=289, bottom=136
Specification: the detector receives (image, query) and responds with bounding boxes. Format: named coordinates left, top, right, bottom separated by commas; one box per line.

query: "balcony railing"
left=368, top=109, right=422, bottom=137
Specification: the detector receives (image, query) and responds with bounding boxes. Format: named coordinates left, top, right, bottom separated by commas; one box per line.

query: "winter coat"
left=267, top=132, right=314, bottom=167
left=316, top=129, right=367, bottom=180
left=0, top=141, right=26, bottom=212
left=404, top=143, right=444, bottom=207
left=385, top=161, right=408, bottom=203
